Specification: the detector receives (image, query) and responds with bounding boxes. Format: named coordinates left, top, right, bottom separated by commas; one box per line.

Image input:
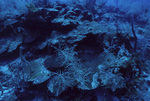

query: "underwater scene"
left=0, top=0, right=150, bottom=101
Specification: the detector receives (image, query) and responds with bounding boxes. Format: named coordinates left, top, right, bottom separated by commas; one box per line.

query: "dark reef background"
left=0, top=0, right=150, bottom=101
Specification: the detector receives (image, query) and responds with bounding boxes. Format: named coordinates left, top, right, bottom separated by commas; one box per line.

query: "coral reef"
left=0, top=0, right=150, bottom=101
